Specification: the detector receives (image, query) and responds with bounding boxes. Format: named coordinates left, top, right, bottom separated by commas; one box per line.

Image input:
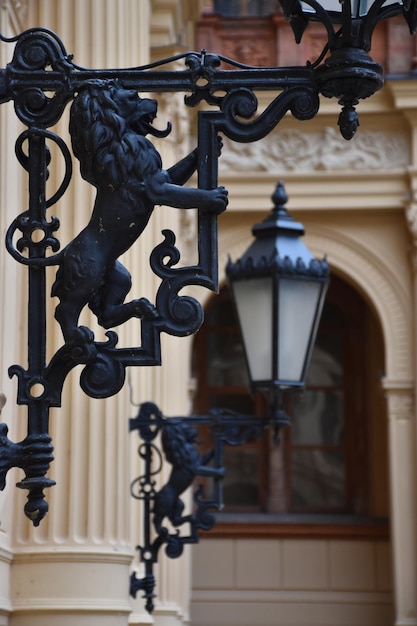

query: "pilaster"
left=1, top=2, right=195, bottom=625
left=382, top=380, right=417, bottom=626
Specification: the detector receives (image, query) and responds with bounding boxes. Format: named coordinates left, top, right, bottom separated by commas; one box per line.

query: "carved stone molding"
left=219, top=127, right=410, bottom=172
left=382, top=380, right=415, bottom=419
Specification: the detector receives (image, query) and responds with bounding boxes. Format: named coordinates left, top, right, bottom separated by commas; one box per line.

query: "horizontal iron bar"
left=0, top=65, right=316, bottom=101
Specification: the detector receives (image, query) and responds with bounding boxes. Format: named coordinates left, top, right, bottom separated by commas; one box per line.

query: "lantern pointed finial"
left=271, top=180, right=289, bottom=215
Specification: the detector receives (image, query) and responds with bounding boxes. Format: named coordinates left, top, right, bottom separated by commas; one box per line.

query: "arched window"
left=191, top=274, right=389, bottom=535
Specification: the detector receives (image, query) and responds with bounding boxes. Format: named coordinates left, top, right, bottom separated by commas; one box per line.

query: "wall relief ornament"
left=219, top=127, right=409, bottom=172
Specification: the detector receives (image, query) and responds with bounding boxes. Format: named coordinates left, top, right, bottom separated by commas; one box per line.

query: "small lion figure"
left=52, top=79, right=228, bottom=342
left=153, top=420, right=225, bottom=534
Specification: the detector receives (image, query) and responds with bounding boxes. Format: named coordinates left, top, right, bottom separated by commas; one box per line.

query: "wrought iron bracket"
left=129, top=401, right=270, bottom=613
left=0, top=27, right=322, bottom=525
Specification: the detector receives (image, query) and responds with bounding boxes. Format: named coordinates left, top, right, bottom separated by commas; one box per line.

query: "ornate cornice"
left=219, top=127, right=409, bottom=172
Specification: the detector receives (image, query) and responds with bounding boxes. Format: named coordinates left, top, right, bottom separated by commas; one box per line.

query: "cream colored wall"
left=191, top=538, right=393, bottom=626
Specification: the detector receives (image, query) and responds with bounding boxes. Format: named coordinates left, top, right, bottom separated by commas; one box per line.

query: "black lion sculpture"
left=52, top=79, right=228, bottom=342
left=153, top=420, right=225, bottom=534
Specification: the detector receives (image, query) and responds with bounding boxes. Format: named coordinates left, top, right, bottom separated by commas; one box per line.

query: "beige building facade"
left=0, top=1, right=416, bottom=626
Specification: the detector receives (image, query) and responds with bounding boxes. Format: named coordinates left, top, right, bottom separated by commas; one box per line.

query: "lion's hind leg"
left=92, top=261, right=158, bottom=329
left=54, top=299, right=94, bottom=344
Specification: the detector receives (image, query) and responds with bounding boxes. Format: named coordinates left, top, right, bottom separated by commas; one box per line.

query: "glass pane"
left=222, top=448, right=260, bottom=508
left=214, top=0, right=279, bottom=15
left=319, top=301, right=344, bottom=327
left=278, top=279, right=321, bottom=383
left=214, top=0, right=243, bottom=15
left=291, top=390, right=344, bottom=445
left=232, top=277, right=273, bottom=383
left=247, top=0, right=280, bottom=14
left=209, top=393, right=255, bottom=415
left=301, top=0, right=401, bottom=17
left=291, top=449, right=345, bottom=510
left=207, top=331, right=249, bottom=387
left=301, top=0, right=343, bottom=14
left=306, top=332, right=343, bottom=386
left=206, top=297, right=237, bottom=328
left=357, top=0, right=401, bottom=17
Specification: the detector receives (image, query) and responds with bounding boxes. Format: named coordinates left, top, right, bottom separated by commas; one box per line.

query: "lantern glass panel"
left=232, top=277, right=273, bottom=383
left=300, top=0, right=400, bottom=17
left=278, top=278, right=323, bottom=383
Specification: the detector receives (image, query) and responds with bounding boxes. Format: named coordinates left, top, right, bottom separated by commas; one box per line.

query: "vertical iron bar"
left=27, top=132, right=47, bottom=394
left=142, top=441, right=155, bottom=613
left=16, top=132, right=55, bottom=525
left=197, top=111, right=220, bottom=290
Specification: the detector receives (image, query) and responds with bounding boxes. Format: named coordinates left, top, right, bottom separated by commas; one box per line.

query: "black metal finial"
left=271, top=180, right=289, bottom=216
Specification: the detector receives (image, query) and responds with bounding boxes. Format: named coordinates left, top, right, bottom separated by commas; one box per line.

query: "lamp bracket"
left=0, top=27, right=321, bottom=525
left=129, top=402, right=267, bottom=613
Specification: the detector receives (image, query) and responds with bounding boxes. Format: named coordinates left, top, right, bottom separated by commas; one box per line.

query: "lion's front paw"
left=134, top=298, right=159, bottom=319
left=207, top=186, right=229, bottom=214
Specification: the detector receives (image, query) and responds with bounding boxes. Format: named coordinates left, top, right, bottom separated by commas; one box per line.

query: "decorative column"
left=382, top=381, right=417, bottom=626
left=4, top=2, right=195, bottom=625
left=7, top=3, right=143, bottom=626
left=389, top=179, right=417, bottom=626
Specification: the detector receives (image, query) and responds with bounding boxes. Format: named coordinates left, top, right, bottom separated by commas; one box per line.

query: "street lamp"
left=226, top=181, right=329, bottom=433
left=280, top=0, right=417, bottom=137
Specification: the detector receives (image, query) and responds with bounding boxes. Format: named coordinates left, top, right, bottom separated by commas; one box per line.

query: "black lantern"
left=279, top=0, right=417, bottom=138
left=226, top=182, right=329, bottom=426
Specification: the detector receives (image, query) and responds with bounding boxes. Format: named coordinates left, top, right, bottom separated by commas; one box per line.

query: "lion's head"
left=69, top=79, right=171, bottom=199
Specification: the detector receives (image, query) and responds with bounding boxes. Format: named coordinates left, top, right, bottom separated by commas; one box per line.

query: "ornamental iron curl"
left=0, top=27, right=322, bottom=526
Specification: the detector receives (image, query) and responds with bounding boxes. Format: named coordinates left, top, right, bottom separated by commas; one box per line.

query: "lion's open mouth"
left=133, top=106, right=171, bottom=138
left=146, top=119, right=172, bottom=139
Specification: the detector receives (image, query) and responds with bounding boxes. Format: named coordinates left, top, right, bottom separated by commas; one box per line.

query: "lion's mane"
left=161, top=422, right=200, bottom=470
left=69, top=79, right=162, bottom=204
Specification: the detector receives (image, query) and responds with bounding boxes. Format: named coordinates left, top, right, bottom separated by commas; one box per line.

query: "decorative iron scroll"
left=129, top=402, right=266, bottom=613
left=0, top=27, right=320, bottom=526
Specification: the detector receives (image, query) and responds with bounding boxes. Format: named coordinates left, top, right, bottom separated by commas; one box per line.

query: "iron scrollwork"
left=129, top=402, right=266, bottom=613
left=0, top=27, right=321, bottom=526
